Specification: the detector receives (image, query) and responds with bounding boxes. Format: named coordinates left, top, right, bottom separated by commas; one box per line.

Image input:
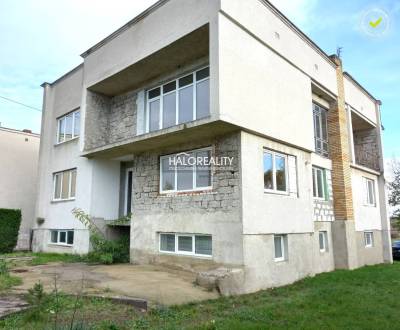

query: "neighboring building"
left=33, top=0, right=392, bottom=294
left=0, top=126, right=40, bottom=250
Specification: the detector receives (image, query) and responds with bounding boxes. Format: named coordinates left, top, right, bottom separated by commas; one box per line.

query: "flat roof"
left=0, top=126, right=40, bottom=137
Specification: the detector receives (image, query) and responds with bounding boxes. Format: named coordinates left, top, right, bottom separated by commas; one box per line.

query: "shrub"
left=72, top=208, right=130, bottom=264
left=0, top=259, right=9, bottom=275
left=0, top=208, right=21, bottom=253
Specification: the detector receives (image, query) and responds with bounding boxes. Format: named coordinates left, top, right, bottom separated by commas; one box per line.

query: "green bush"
left=0, top=208, right=21, bottom=253
left=87, top=234, right=130, bottom=264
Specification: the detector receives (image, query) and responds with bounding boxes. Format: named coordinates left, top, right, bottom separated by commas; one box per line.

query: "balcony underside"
left=82, top=120, right=239, bottom=159
left=88, top=24, right=209, bottom=97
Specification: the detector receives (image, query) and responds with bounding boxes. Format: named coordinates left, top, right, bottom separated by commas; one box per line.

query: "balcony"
left=350, top=110, right=381, bottom=172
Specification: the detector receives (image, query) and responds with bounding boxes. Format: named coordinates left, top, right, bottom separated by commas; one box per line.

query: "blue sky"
left=0, top=0, right=398, bottom=159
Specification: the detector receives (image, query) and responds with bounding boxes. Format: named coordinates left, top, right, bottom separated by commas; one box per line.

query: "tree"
left=388, top=160, right=400, bottom=225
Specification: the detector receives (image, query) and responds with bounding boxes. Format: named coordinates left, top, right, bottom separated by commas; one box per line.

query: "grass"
left=1, top=262, right=400, bottom=329
left=0, top=252, right=84, bottom=266
left=0, top=273, right=22, bottom=293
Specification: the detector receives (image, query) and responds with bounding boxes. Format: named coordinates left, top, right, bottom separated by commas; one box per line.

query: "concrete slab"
left=10, top=263, right=218, bottom=306
left=0, top=296, right=29, bottom=319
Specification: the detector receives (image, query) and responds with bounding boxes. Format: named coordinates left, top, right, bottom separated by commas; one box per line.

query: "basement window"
left=57, top=109, right=80, bottom=144
left=364, top=232, right=374, bottom=248
left=159, top=233, right=212, bottom=257
left=319, top=231, right=328, bottom=252
left=50, top=230, right=74, bottom=246
left=146, top=66, right=210, bottom=132
left=274, top=234, right=287, bottom=262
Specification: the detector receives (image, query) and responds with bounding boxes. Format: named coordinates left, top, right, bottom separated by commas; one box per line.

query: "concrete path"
left=11, top=263, right=218, bottom=306
left=0, top=296, right=29, bottom=319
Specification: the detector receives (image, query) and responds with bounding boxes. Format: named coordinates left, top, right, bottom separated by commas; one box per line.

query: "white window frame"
left=364, top=231, right=374, bottom=248
left=159, top=233, right=212, bottom=258
left=264, top=150, right=289, bottom=195
left=49, top=230, right=74, bottom=246
left=56, top=109, right=80, bottom=144
left=364, top=177, right=376, bottom=206
left=159, top=147, right=212, bottom=194
left=145, top=66, right=209, bottom=133
left=319, top=231, right=328, bottom=252
left=313, top=103, right=329, bottom=157
left=274, top=234, right=286, bottom=262
left=312, top=166, right=326, bottom=200
left=124, top=168, right=133, bottom=215
left=52, top=168, right=77, bottom=201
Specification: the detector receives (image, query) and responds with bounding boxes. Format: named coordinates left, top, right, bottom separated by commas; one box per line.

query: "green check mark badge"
left=369, top=17, right=382, bottom=28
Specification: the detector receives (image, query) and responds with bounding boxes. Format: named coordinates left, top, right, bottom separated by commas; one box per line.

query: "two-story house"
left=33, top=0, right=392, bottom=294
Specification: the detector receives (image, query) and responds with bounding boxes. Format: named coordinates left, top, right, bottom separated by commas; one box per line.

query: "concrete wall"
left=344, top=76, right=377, bottom=124
left=218, top=14, right=314, bottom=151
left=240, top=132, right=313, bottom=234
left=351, top=167, right=381, bottom=232
left=355, top=229, right=384, bottom=267
left=0, top=128, right=40, bottom=250
left=130, top=132, right=243, bottom=265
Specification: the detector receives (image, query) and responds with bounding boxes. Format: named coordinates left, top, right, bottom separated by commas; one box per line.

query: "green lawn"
left=0, top=252, right=84, bottom=266
left=1, top=262, right=400, bottom=329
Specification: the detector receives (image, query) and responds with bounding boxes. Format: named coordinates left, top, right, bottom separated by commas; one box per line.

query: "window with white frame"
left=50, top=230, right=74, bottom=245
left=364, top=231, right=374, bottom=248
left=160, top=147, right=212, bottom=193
left=313, top=103, right=328, bottom=157
left=312, top=166, right=327, bottom=199
left=57, top=110, right=80, bottom=143
left=146, top=67, right=210, bottom=132
left=264, top=150, right=288, bottom=193
left=53, top=169, right=77, bottom=201
left=159, top=233, right=212, bottom=257
left=364, top=177, right=376, bottom=206
left=274, top=235, right=287, bottom=261
left=319, top=231, right=328, bottom=252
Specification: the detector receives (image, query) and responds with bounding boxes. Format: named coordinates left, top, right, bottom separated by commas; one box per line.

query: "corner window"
left=364, top=232, right=373, bottom=248
left=160, top=148, right=212, bottom=193
left=264, top=150, right=288, bottom=194
left=319, top=231, right=328, bottom=252
left=312, top=167, right=327, bottom=200
left=146, top=67, right=210, bottom=132
left=53, top=169, right=77, bottom=201
left=364, top=177, right=376, bottom=206
left=57, top=109, right=80, bottom=144
left=274, top=234, right=287, bottom=261
left=159, top=233, right=212, bottom=257
left=50, top=230, right=74, bottom=246
left=313, top=103, right=328, bottom=157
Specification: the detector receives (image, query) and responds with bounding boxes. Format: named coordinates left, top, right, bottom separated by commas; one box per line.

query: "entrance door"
left=125, top=168, right=133, bottom=215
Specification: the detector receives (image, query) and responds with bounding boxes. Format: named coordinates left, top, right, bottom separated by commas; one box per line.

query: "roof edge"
left=343, top=72, right=378, bottom=103
left=41, top=63, right=83, bottom=87
left=0, top=126, right=40, bottom=137
left=80, top=0, right=169, bottom=58
left=260, top=0, right=337, bottom=68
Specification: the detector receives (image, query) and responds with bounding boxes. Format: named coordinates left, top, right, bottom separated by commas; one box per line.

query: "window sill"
left=274, top=258, right=287, bottom=263
left=51, top=198, right=75, bottom=204
left=54, top=136, right=79, bottom=147
left=363, top=203, right=377, bottom=208
left=159, top=251, right=212, bottom=259
left=159, top=188, right=213, bottom=196
left=48, top=243, right=73, bottom=248
left=264, top=189, right=289, bottom=196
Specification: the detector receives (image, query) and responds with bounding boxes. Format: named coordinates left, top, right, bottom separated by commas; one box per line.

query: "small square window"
left=160, top=233, right=175, bottom=252
left=50, top=231, right=58, bottom=243
left=195, top=235, right=212, bottom=256
left=148, top=87, right=160, bottom=99
left=178, top=236, right=193, bottom=253
left=319, top=231, right=328, bottom=252
left=274, top=235, right=287, bottom=261
left=178, top=74, right=193, bottom=88
left=364, top=232, right=373, bottom=248
left=196, top=67, right=209, bottom=81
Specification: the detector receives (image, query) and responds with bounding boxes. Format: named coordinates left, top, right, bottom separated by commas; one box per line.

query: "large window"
left=160, top=148, right=212, bottom=193
left=313, top=103, right=328, bottom=157
left=57, top=110, right=80, bottom=144
left=312, top=166, right=327, bottom=200
left=364, top=177, right=376, bottom=206
left=159, top=233, right=212, bottom=257
left=264, top=150, right=288, bottom=194
left=146, top=67, right=210, bottom=132
left=50, top=230, right=74, bottom=246
left=274, top=235, right=287, bottom=262
left=53, top=169, right=77, bottom=201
